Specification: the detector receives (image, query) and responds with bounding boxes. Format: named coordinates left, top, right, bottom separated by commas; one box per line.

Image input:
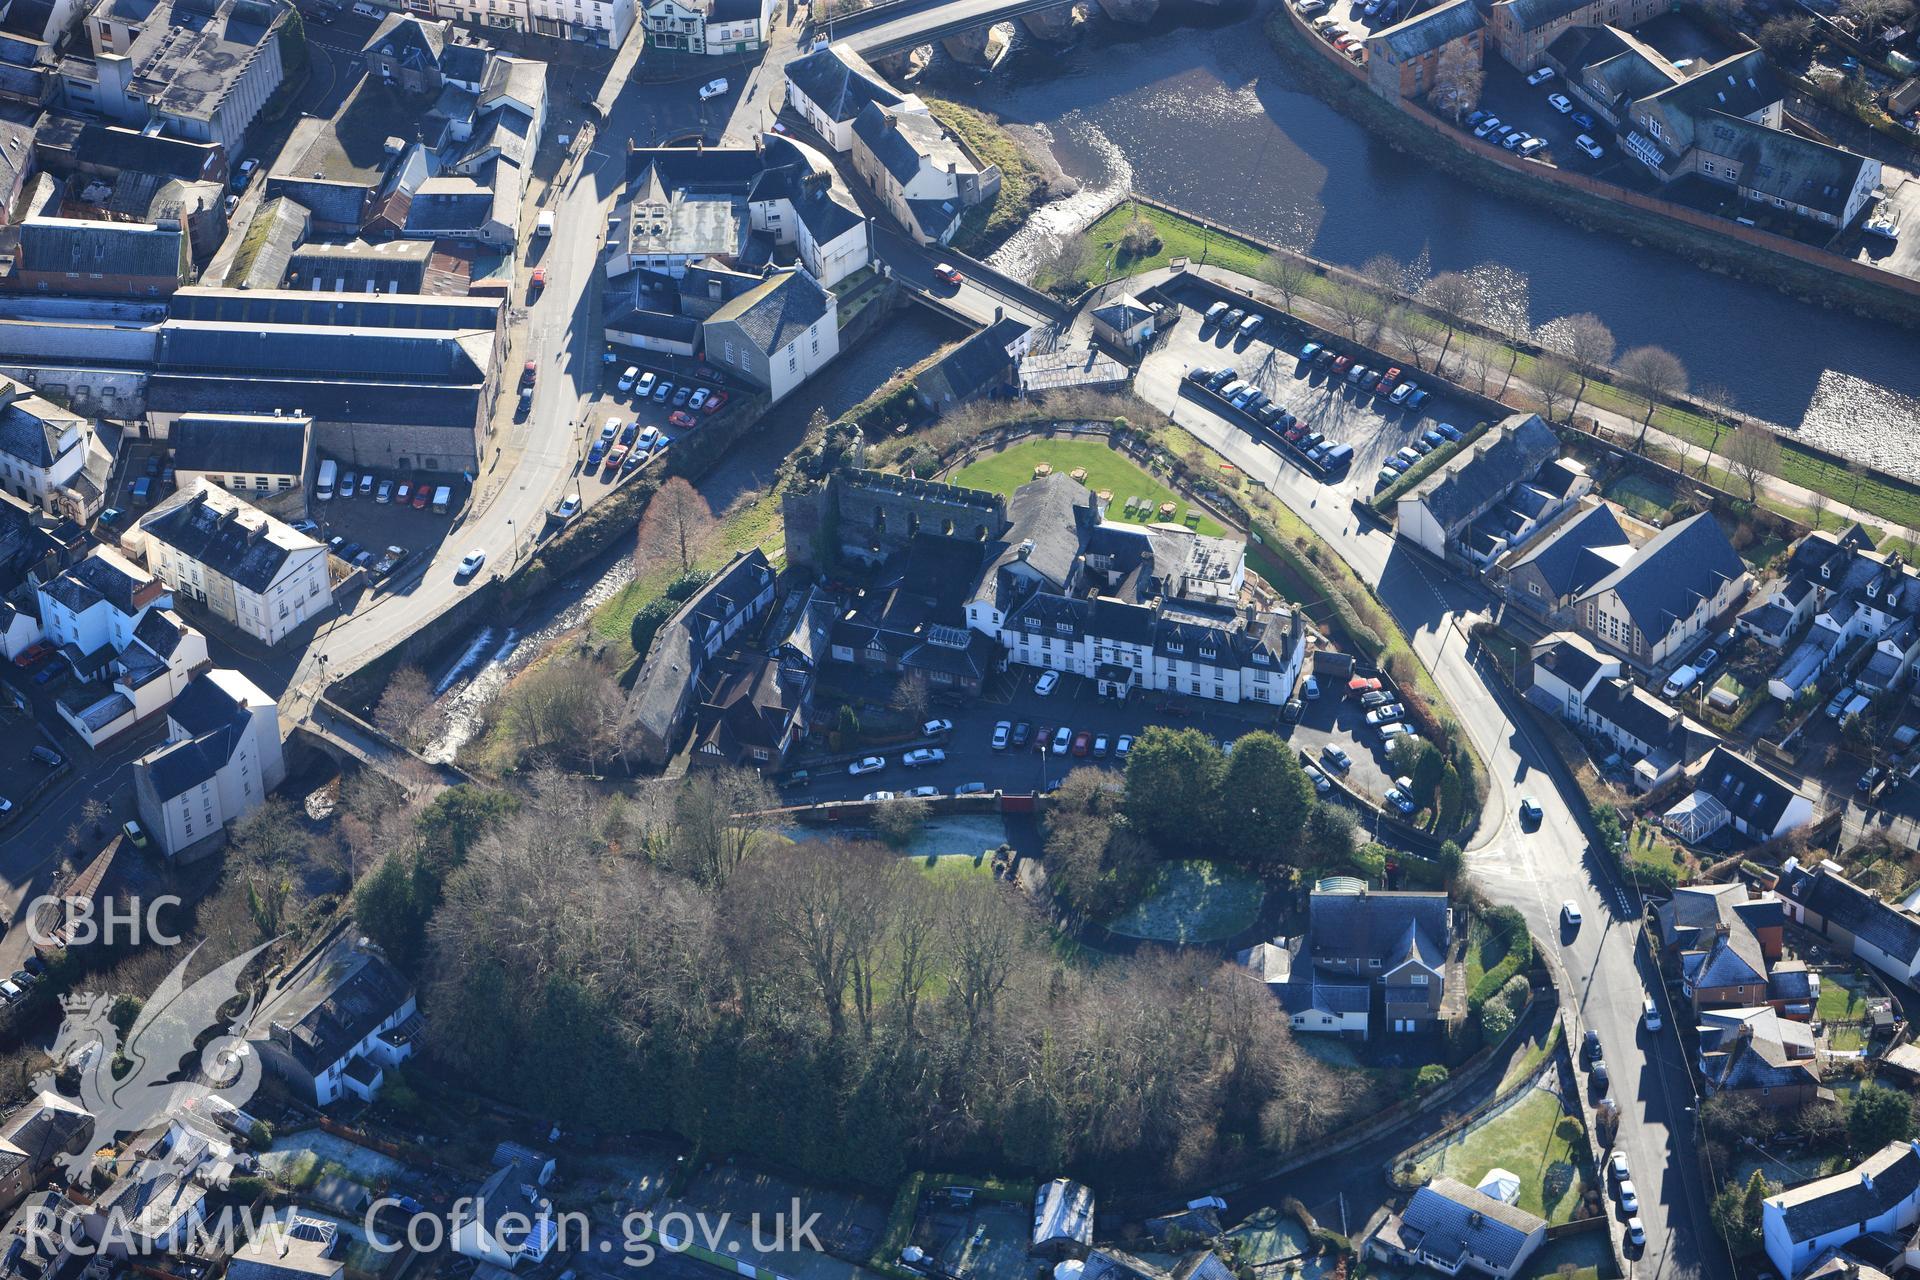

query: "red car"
left=702, top=390, right=728, bottom=414
left=606, top=443, right=629, bottom=471
left=1374, top=366, right=1403, bottom=395
left=668, top=410, right=697, bottom=429
left=1034, top=725, right=1053, bottom=753
left=1331, top=355, right=1353, bottom=374
left=529, top=268, right=547, bottom=294
left=11, top=643, right=49, bottom=668
left=411, top=482, right=432, bottom=509
left=1071, top=730, right=1092, bottom=757
left=933, top=262, right=965, bottom=286
left=1347, top=676, right=1383, bottom=698
left=521, top=360, right=537, bottom=386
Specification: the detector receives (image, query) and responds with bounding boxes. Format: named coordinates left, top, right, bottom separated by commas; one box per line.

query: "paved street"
left=1132, top=335, right=1723, bottom=1280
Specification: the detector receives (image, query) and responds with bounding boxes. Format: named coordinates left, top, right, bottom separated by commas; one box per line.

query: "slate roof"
left=1639, top=48, right=1781, bottom=153
left=1583, top=677, right=1681, bottom=747
left=1696, top=110, right=1875, bottom=218
left=1533, top=632, right=1608, bottom=694
left=1309, top=889, right=1449, bottom=970
left=169, top=415, right=308, bottom=478
left=1033, top=1179, right=1095, bottom=1248
left=362, top=12, right=446, bottom=67
left=142, top=729, right=232, bottom=798
left=42, top=547, right=152, bottom=618
left=0, top=393, right=78, bottom=470
left=852, top=101, right=970, bottom=187
left=1767, top=1142, right=1920, bottom=1244
left=705, top=268, right=829, bottom=357
left=919, top=316, right=1027, bottom=404
left=21, top=216, right=183, bottom=281
left=1402, top=414, right=1558, bottom=535
left=784, top=43, right=907, bottom=126
left=1371, top=0, right=1483, bottom=59
left=1496, top=0, right=1591, bottom=33
left=251, top=936, right=413, bottom=1075
left=1509, top=503, right=1632, bottom=600
left=132, top=607, right=190, bottom=661
left=1696, top=745, right=1807, bottom=840
left=140, top=482, right=319, bottom=593
left=628, top=550, right=774, bottom=743
left=1396, top=1177, right=1543, bottom=1270
left=1575, top=512, right=1745, bottom=645
left=988, top=472, right=1092, bottom=592
left=1780, top=862, right=1920, bottom=966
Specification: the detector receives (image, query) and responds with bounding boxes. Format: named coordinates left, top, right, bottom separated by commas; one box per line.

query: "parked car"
left=634, top=371, right=657, bottom=397
left=1473, top=116, right=1503, bottom=138
left=1618, top=1182, right=1639, bottom=1215
left=952, top=783, right=987, bottom=797
left=1321, top=744, right=1352, bottom=773
left=1547, top=93, right=1573, bottom=112
left=668, top=410, right=697, bottom=429
left=1036, top=670, right=1060, bottom=695
left=1526, top=66, right=1555, bottom=84
left=1013, top=722, right=1033, bottom=748
left=1627, top=1220, right=1645, bottom=1248
left=1575, top=134, right=1606, bottom=160
left=1071, top=731, right=1092, bottom=757
left=1384, top=787, right=1417, bottom=815
left=1571, top=110, right=1595, bottom=129
left=587, top=439, right=608, bottom=466
left=1609, top=1152, right=1629, bottom=1182
left=992, top=721, right=1011, bottom=750
left=1390, top=381, right=1419, bottom=405
left=1434, top=421, right=1462, bottom=440
left=1092, top=735, right=1110, bottom=758
left=903, top=748, right=946, bottom=767
left=923, top=718, right=954, bottom=736
left=1116, top=735, right=1133, bottom=758
left=606, top=444, right=630, bottom=471
left=1051, top=725, right=1073, bottom=754
left=1826, top=685, right=1857, bottom=718
left=1373, top=366, right=1402, bottom=395
left=617, top=366, right=639, bottom=392
left=1303, top=764, right=1331, bottom=795
left=1360, top=690, right=1395, bottom=708
left=653, top=380, right=673, bottom=402
left=689, top=388, right=709, bottom=410
left=703, top=391, right=728, bottom=414
left=848, top=756, right=886, bottom=776
left=1861, top=765, right=1887, bottom=793
left=557, top=494, right=581, bottom=518
left=1518, top=137, right=1549, bottom=158
left=1366, top=705, right=1404, bottom=726
left=1643, top=996, right=1662, bottom=1031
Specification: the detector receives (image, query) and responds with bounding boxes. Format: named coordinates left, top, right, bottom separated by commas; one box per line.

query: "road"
left=1131, top=313, right=1723, bottom=1280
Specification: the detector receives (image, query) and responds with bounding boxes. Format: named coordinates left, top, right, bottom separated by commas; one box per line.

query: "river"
left=934, top=3, right=1920, bottom=475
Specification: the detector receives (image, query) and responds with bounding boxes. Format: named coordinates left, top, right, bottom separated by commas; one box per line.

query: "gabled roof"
left=1309, top=888, right=1450, bottom=969
left=1582, top=676, right=1682, bottom=747
left=1767, top=1142, right=1920, bottom=1244
left=250, top=935, right=413, bottom=1075
left=1509, top=503, right=1632, bottom=599
left=1402, top=414, right=1559, bottom=534
left=1576, top=512, right=1745, bottom=643
left=785, top=43, right=908, bottom=125
left=1370, top=0, right=1482, bottom=59
left=1695, top=745, right=1808, bottom=838
left=1780, top=861, right=1920, bottom=965
left=852, top=101, right=971, bottom=186
left=139, top=481, right=321, bottom=593
left=705, top=268, right=830, bottom=356
left=21, top=216, right=184, bottom=281
left=169, top=415, right=308, bottom=478
left=1397, top=1177, right=1543, bottom=1270
left=362, top=12, right=447, bottom=67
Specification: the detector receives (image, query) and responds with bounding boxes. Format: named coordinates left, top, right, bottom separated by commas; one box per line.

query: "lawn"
left=590, top=488, right=786, bottom=654
left=1412, top=1086, right=1593, bottom=1224
left=924, top=98, right=1041, bottom=256
left=1104, top=860, right=1266, bottom=943
left=1465, top=912, right=1515, bottom=993
left=951, top=439, right=1226, bottom=536
left=1625, top=819, right=1689, bottom=885
left=913, top=852, right=995, bottom=883
left=1817, top=971, right=1868, bottom=1024
left=1603, top=473, right=1676, bottom=523
left=1075, top=202, right=1272, bottom=289
left=1498, top=1020, right=1562, bottom=1095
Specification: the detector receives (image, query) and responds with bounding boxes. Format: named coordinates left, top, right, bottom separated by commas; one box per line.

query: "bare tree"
left=1617, top=345, right=1688, bottom=453
left=1756, top=14, right=1815, bottom=57
left=1846, top=0, right=1912, bottom=36
left=1330, top=275, right=1381, bottom=341
left=890, top=670, right=932, bottom=723
left=1459, top=336, right=1496, bottom=394
left=1256, top=252, right=1310, bottom=314
left=637, top=477, right=717, bottom=576
left=1807, top=481, right=1830, bottom=534
left=1548, top=312, right=1614, bottom=420
left=1430, top=41, right=1485, bottom=119
left=1421, top=271, right=1477, bottom=371
left=1533, top=355, right=1578, bottom=423
left=1362, top=253, right=1410, bottom=296
left=1035, top=231, right=1093, bottom=293
left=1395, top=306, right=1438, bottom=371
left=373, top=665, right=435, bottom=748
left=1724, top=422, right=1781, bottom=503
left=670, top=768, right=778, bottom=887
left=941, top=878, right=1026, bottom=1047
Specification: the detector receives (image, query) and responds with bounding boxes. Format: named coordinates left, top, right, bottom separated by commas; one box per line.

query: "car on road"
left=923, top=718, right=954, bottom=736
left=124, top=823, right=153, bottom=851
left=933, top=262, right=965, bottom=286
left=848, top=756, right=885, bottom=776
left=992, top=721, right=1011, bottom=750
left=456, top=548, right=487, bottom=579
left=1526, top=65, right=1555, bottom=84
left=1547, top=92, right=1573, bottom=112
left=668, top=410, right=697, bottom=429
left=528, top=268, right=546, bottom=295
left=1562, top=900, right=1583, bottom=926
left=903, top=748, right=946, bottom=767
left=1626, top=1219, right=1645, bottom=1248
left=557, top=494, right=581, bottom=518
left=618, top=366, right=639, bottom=392
left=1643, top=996, right=1662, bottom=1030
left=1519, top=796, right=1543, bottom=825
left=1862, top=765, right=1887, bottom=792
left=1574, top=134, right=1605, bottom=160
left=1035, top=670, right=1060, bottom=696
left=1617, top=1182, right=1638, bottom=1215
left=1051, top=726, right=1073, bottom=754
left=1321, top=744, right=1352, bottom=772
left=1071, top=731, right=1092, bottom=757
left=1116, top=735, right=1132, bottom=759
left=698, top=77, right=729, bottom=100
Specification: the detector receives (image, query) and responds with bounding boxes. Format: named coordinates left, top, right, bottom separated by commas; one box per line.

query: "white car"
left=848, top=756, right=885, bottom=776
left=557, top=494, right=581, bottom=518
left=457, top=548, right=487, bottom=578
left=1618, top=1182, right=1639, bottom=1214
left=1562, top=900, right=1583, bottom=926
left=902, top=748, right=946, bottom=767
left=698, top=77, right=729, bottom=101
left=1866, top=216, right=1900, bottom=240
left=1547, top=93, right=1572, bottom=112
left=1526, top=66, right=1555, bottom=84
left=922, top=718, right=954, bottom=736
left=992, top=721, right=1011, bottom=750
left=600, top=416, right=621, bottom=443
left=1575, top=134, right=1606, bottom=160
left=863, top=790, right=896, bottom=802
left=906, top=786, right=940, bottom=798
left=1473, top=116, right=1503, bottom=138
left=1626, top=1219, right=1645, bottom=1248
left=1115, top=735, right=1133, bottom=758
left=1051, top=726, right=1073, bottom=754
left=689, top=388, right=709, bottom=410
left=1610, top=1152, right=1630, bottom=1183
left=1518, top=137, right=1549, bottom=158
left=1035, top=670, right=1060, bottom=696
left=637, top=425, right=661, bottom=450
left=618, top=366, right=639, bottom=392
left=634, top=371, right=658, bottom=396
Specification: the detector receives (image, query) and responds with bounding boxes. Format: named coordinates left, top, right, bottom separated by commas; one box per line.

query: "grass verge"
left=924, top=98, right=1043, bottom=257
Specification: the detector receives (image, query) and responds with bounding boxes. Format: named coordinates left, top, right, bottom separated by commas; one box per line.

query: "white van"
left=351, top=1, right=379, bottom=15
left=1662, top=664, right=1700, bottom=698
left=1842, top=693, right=1871, bottom=725
left=431, top=485, right=452, bottom=514
left=316, top=458, right=337, bottom=501
left=535, top=210, right=554, bottom=237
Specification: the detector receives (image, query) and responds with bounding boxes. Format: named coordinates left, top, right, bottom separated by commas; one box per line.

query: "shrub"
left=1415, top=1064, right=1449, bottom=1093
left=1480, top=999, right=1516, bottom=1037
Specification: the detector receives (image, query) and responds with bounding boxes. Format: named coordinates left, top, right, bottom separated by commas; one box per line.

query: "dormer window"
left=1199, top=646, right=1217, bottom=661
left=1055, top=621, right=1073, bottom=635
left=1166, top=639, right=1184, bottom=654
left=1253, top=650, right=1270, bottom=665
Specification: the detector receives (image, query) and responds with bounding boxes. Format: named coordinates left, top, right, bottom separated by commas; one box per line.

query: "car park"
left=903, top=748, right=946, bottom=767
left=1575, top=134, right=1605, bottom=159
left=848, top=756, right=885, bottom=776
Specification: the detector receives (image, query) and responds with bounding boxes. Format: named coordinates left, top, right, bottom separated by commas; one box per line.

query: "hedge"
left=1371, top=419, right=1496, bottom=511
left=1467, top=906, right=1535, bottom=1013
left=1250, top=516, right=1385, bottom=659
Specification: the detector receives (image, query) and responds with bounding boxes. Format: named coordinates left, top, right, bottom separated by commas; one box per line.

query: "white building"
left=700, top=268, right=840, bottom=404
left=452, top=1159, right=558, bottom=1268
left=134, top=481, right=330, bottom=646
left=1763, top=1142, right=1920, bottom=1279
left=530, top=0, right=633, bottom=46
left=249, top=934, right=420, bottom=1107
left=0, top=378, right=108, bottom=519
left=783, top=43, right=924, bottom=152
left=131, top=668, right=285, bottom=857
left=1369, top=1178, right=1547, bottom=1280
left=849, top=101, right=1000, bottom=246
left=55, top=609, right=209, bottom=747
left=643, top=0, right=767, bottom=54
left=35, top=546, right=172, bottom=679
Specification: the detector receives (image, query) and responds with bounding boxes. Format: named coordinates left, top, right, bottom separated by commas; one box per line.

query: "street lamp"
left=506, top=517, right=518, bottom=568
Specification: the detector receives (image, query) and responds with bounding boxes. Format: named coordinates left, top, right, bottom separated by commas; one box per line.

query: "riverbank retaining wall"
left=1273, top=3, right=1920, bottom=318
